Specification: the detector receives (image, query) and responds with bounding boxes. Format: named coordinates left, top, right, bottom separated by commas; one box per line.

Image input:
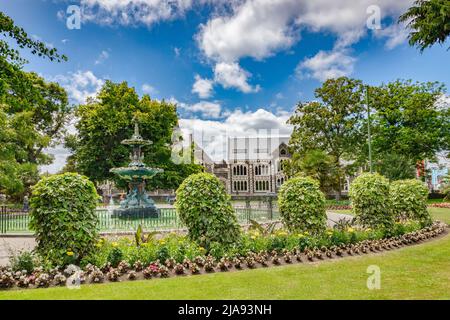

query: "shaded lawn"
left=1, top=231, right=450, bottom=300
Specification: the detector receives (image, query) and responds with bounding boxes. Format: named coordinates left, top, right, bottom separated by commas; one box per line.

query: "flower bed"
left=428, top=203, right=450, bottom=209
left=1, top=221, right=446, bottom=290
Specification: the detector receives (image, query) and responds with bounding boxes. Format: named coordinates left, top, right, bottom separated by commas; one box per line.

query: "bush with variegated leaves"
left=175, top=173, right=240, bottom=248
left=390, top=179, right=431, bottom=225
left=349, top=173, right=393, bottom=229
left=277, top=176, right=327, bottom=234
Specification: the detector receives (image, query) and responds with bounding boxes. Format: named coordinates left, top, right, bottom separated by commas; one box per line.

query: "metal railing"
left=0, top=205, right=279, bottom=235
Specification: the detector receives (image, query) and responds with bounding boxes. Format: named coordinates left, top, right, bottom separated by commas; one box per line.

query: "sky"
left=1, top=0, right=449, bottom=172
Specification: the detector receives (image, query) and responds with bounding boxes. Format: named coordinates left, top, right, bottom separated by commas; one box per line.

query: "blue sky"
left=1, top=0, right=449, bottom=170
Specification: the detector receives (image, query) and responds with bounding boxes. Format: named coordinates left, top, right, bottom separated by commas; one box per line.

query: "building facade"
left=194, top=136, right=291, bottom=196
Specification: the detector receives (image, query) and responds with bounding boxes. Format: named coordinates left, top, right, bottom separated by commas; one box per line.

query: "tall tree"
left=66, top=81, right=202, bottom=190
left=399, top=0, right=450, bottom=52
left=288, top=77, right=366, bottom=198
left=370, top=80, right=449, bottom=172
left=0, top=12, right=69, bottom=199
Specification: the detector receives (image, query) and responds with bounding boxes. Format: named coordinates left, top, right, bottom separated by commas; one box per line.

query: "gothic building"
left=194, top=136, right=291, bottom=196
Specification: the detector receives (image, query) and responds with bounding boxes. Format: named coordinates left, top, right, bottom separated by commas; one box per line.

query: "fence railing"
left=0, top=205, right=279, bottom=235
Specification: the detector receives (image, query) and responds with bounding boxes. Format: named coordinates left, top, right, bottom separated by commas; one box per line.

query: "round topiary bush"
left=175, top=172, right=240, bottom=248
left=349, top=173, right=393, bottom=229
left=277, top=176, right=327, bottom=234
left=390, top=179, right=431, bottom=225
left=30, top=173, right=100, bottom=265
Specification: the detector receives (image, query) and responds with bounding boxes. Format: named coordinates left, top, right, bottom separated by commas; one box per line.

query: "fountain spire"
left=110, top=117, right=163, bottom=218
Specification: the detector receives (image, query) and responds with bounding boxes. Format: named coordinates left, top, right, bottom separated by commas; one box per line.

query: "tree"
left=399, top=0, right=450, bottom=52
left=288, top=77, right=366, bottom=198
left=373, top=152, right=416, bottom=181
left=0, top=13, right=69, bottom=199
left=370, top=80, right=449, bottom=172
left=67, top=80, right=202, bottom=190
left=0, top=12, right=66, bottom=64
left=284, top=150, right=341, bottom=194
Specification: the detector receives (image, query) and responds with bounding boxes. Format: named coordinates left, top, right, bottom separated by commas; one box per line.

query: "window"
left=255, top=164, right=269, bottom=176
left=233, top=180, right=248, bottom=192
left=255, top=180, right=270, bottom=191
left=232, top=164, right=247, bottom=176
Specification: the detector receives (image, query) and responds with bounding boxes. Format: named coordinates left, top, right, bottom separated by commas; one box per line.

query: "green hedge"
left=349, top=173, right=394, bottom=229
left=30, top=173, right=99, bottom=265
left=390, top=179, right=431, bottom=225
left=175, top=173, right=240, bottom=248
left=278, top=176, right=327, bottom=234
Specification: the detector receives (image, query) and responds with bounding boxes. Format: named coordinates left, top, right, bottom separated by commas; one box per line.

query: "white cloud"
left=192, top=75, right=214, bottom=98
left=174, top=47, right=181, bottom=57
left=297, top=49, right=356, bottom=82
left=197, top=0, right=300, bottom=63
left=180, top=108, right=292, bottom=161
left=95, top=50, right=110, bottom=64
left=51, top=70, right=104, bottom=105
left=373, top=23, right=409, bottom=50
left=142, top=83, right=158, bottom=95
left=195, top=0, right=413, bottom=88
left=214, top=62, right=260, bottom=93
left=79, top=0, right=194, bottom=26
left=170, top=97, right=222, bottom=118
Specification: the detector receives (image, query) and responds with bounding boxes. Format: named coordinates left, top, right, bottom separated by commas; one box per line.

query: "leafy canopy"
left=66, top=80, right=202, bottom=189
left=399, top=0, right=450, bottom=52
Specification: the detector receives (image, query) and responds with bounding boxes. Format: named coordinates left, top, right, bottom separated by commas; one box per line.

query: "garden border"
left=1, top=222, right=446, bottom=291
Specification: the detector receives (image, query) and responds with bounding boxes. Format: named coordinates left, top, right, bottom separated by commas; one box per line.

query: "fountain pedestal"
left=110, top=120, right=163, bottom=219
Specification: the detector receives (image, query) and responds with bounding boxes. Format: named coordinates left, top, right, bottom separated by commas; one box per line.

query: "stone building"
left=194, top=136, right=291, bottom=195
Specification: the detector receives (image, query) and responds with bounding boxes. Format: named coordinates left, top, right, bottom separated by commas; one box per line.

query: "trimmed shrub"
left=349, top=173, right=393, bottom=229
left=30, top=173, right=100, bottom=266
left=390, top=179, right=431, bottom=225
left=175, top=173, right=240, bottom=248
left=277, top=176, right=327, bottom=234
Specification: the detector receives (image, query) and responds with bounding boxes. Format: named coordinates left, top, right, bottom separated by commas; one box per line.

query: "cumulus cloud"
left=169, top=97, right=222, bottom=118
left=297, top=49, right=356, bottom=81
left=214, top=62, right=260, bottom=93
left=195, top=0, right=413, bottom=85
left=373, top=22, right=410, bottom=50
left=51, top=70, right=104, bottom=105
left=192, top=75, right=214, bottom=98
left=79, top=0, right=194, bottom=26
left=180, top=108, right=292, bottom=161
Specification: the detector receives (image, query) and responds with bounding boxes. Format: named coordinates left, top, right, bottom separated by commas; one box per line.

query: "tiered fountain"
left=110, top=119, right=163, bottom=218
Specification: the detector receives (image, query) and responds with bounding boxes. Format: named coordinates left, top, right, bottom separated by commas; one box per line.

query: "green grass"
left=332, top=207, right=450, bottom=224
left=2, top=229, right=450, bottom=300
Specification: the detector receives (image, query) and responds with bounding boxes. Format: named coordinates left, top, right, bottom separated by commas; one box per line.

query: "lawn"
left=331, top=207, right=450, bottom=224
left=1, top=226, right=450, bottom=299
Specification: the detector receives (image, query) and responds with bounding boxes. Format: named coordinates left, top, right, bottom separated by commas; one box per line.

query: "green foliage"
left=107, top=247, right=124, bottom=267
left=0, top=12, right=66, bottom=64
left=349, top=173, right=394, bottom=229
left=374, top=152, right=416, bottom=181
left=370, top=80, right=449, bottom=166
left=284, top=150, right=341, bottom=193
left=175, top=172, right=241, bottom=248
left=9, top=250, right=37, bottom=274
left=67, top=81, right=202, bottom=189
left=399, top=0, right=450, bottom=52
left=390, top=179, right=431, bottom=225
left=288, top=77, right=366, bottom=197
left=277, top=176, right=327, bottom=234
left=0, top=55, right=69, bottom=199
left=29, top=173, right=100, bottom=266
